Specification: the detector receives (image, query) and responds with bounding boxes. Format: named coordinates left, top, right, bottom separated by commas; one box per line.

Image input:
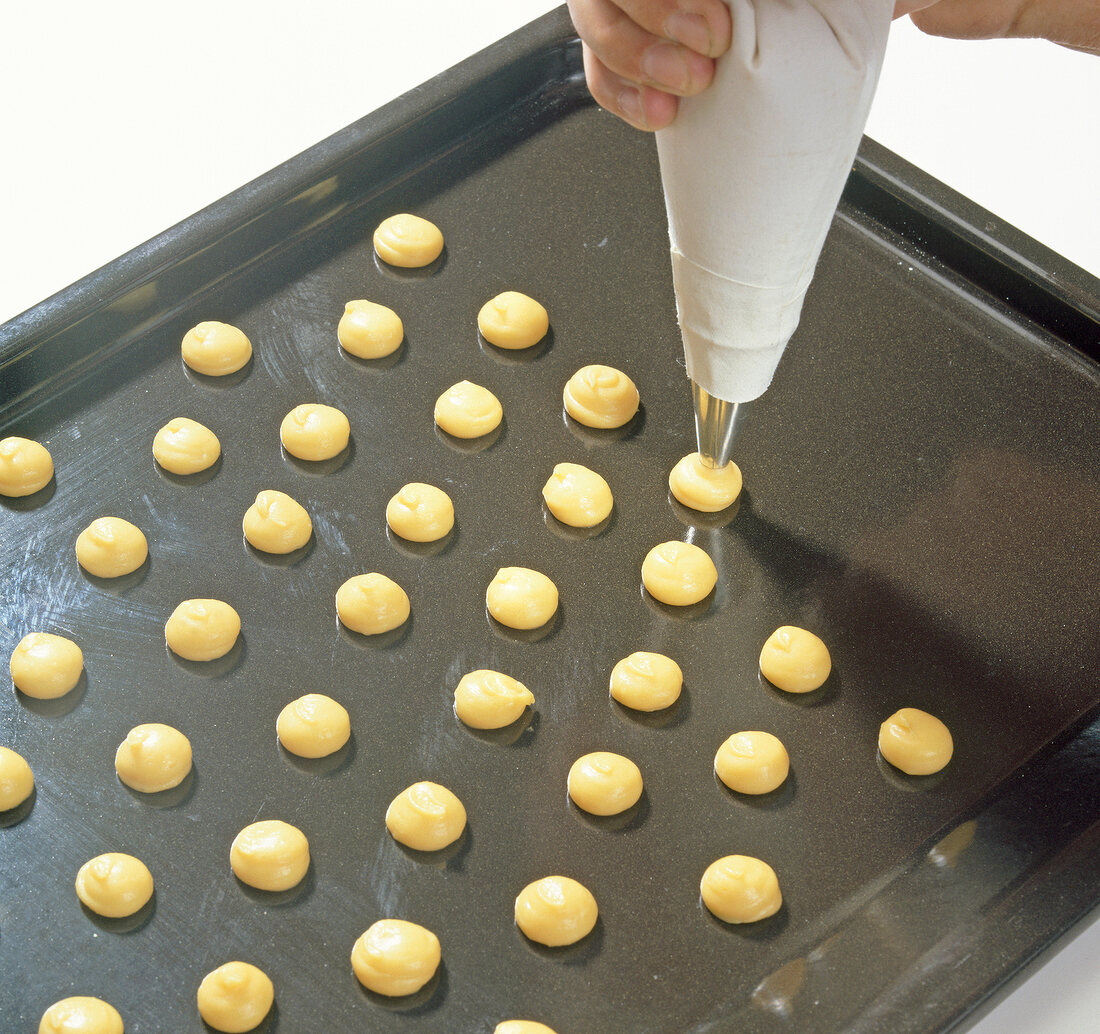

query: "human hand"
left=565, top=0, right=732, bottom=131
left=894, top=0, right=1100, bottom=55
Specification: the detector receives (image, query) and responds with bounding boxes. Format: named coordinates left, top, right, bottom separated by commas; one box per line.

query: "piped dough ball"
left=10, top=632, right=84, bottom=699
left=114, top=724, right=193, bottom=794
left=38, top=997, right=124, bottom=1034
left=279, top=403, right=350, bottom=461
left=75, top=517, right=148, bottom=578
left=0, top=436, right=54, bottom=497
left=338, top=299, right=404, bottom=358
left=230, top=819, right=310, bottom=892
left=701, top=855, right=782, bottom=924
left=641, top=540, right=717, bottom=606
left=759, top=626, right=831, bottom=693
left=434, top=380, right=503, bottom=439
left=567, top=752, right=643, bottom=816
left=181, top=321, right=252, bottom=376
left=609, top=651, right=683, bottom=712
left=196, top=961, right=274, bottom=1033
left=478, top=291, right=549, bottom=349
left=165, top=599, right=241, bottom=662
left=0, top=745, right=35, bottom=811
left=514, top=875, right=598, bottom=947
left=385, top=781, right=467, bottom=852
left=453, top=669, right=534, bottom=730
left=276, top=694, right=351, bottom=759
left=563, top=364, right=639, bottom=429
left=714, top=731, right=789, bottom=795
left=542, top=462, right=613, bottom=527
left=242, top=490, right=312, bottom=554
left=336, top=573, right=410, bottom=635
left=74, top=853, right=154, bottom=918
left=152, top=417, right=220, bottom=475
left=879, top=707, right=954, bottom=775
left=486, top=567, right=558, bottom=630
left=351, top=919, right=441, bottom=997
left=373, top=213, right=444, bottom=268
left=669, top=453, right=743, bottom=512
left=386, top=483, right=454, bottom=542
left=495, top=1024, right=559, bottom=1034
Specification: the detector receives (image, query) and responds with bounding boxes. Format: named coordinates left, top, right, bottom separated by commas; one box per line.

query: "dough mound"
left=196, top=961, right=274, bottom=1033
left=165, top=599, right=241, bottom=662
left=75, top=517, right=148, bottom=578
left=453, top=669, right=535, bottom=729
left=542, top=462, right=613, bottom=527
left=74, top=852, right=154, bottom=918
left=242, top=490, right=312, bottom=554
left=700, top=855, right=782, bottom=924
left=486, top=567, right=558, bottom=630
left=338, top=299, right=403, bottom=359
left=514, top=875, right=598, bottom=947
left=230, top=819, right=310, bottom=892
left=879, top=707, right=954, bottom=775
left=608, top=651, right=683, bottom=712
left=714, top=731, right=789, bottom=795
left=759, top=626, right=831, bottom=693
left=181, top=321, right=252, bottom=376
left=563, top=365, right=639, bottom=428
left=385, top=781, right=467, bottom=852
left=279, top=403, right=350, bottom=461
left=153, top=418, right=220, bottom=475
left=434, top=380, right=503, bottom=439
left=38, top=997, right=124, bottom=1034
left=386, top=483, right=454, bottom=542
left=478, top=291, right=549, bottom=350
left=0, top=745, right=35, bottom=811
left=9, top=632, right=84, bottom=699
left=568, top=751, right=643, bottom=816
left=276, top=694, right=351, bottom=759
left=0, top=436, right=54, bottom=497
left=336, top=573, right=410, bottom=635
left=373, top=214, right=444, bottom=268
left=668, top=453, right=742, bottom=512
left=640, top=540, right=717, bottom=605
left=115, top=724, right=193, bottom=793
left=351, top=919, right=441, bottom=996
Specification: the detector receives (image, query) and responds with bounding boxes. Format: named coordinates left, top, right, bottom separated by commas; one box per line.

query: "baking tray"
left=2, top=8, right=1098, bottom=1033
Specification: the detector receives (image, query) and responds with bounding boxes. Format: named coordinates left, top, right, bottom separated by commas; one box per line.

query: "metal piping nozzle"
left=692, top=382, right=751, bottom=469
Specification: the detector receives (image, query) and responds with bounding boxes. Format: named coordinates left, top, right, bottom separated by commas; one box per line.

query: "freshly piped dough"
left=76, top=517, right=148, bottom=578
left=276, top=694, right=350, bottom=758
left=495, top=1023, right=559, bottom=1034
left=453, top=669, right=534, bottom=729
left=115, top=724, right=192, bottom=793
left=373, top=214, right=444, bottom=268
left=759, top=626, right=831, bottom=693
left=242, top=490, right=312, bottom=554
left=563, top=365, right=639, bottom=428
left=386, top=483, right=454, bottom=542
left=514, top=875, right=598, bottom=947
left=280, top=403, right=350, bottom=461
left=542, top=463, right=613, bottom=527
left=0, top=436, right=54, bottom=496
left=701, top=855, right=782, bottom=924
left=38, top=997, right=124, bottom=1034
left=230, top=819, right=310, bottom=892
left=669, top=452, right=743, bottom=512
left=152, top=418, right=220, bottom=475
left=434, top=380, right=503, bottom=439
left=181, top=321, right=252, bottom=376
left=351, top=919, right=441, bottom=996
left=338, top=299, right=404, bottom=358
left=714, top=732, right=789, bottom=795
left=385, top=781, right=467, bottom=852
left=10, top=632, right=84, bottom=699
left=196, top=961, right=274, bottom=1033
left=478, top=292, right=549, bottom=349
left=879, top=707, right=954, bottom=775
left=336, top=573, right=410, bottom=635
left=486, top=567, right=558, bottom=630
left=165, top=599, right=241, bottom=661
left=641, top=541, right=717, bottom=605
left=568, top=752, right=643, bottom=816
left=74, top=853, right=154, bottom=918
left=0, top=745, right=34, bottom=810
left=609, top=651, right=683, bottom=712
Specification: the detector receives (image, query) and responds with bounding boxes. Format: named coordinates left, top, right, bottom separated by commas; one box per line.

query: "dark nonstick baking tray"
left=2, top=8, right=1098, bottom=1033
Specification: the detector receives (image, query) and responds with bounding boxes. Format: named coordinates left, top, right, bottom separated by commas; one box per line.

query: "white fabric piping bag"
left=656, top=0, right=894, bottom=441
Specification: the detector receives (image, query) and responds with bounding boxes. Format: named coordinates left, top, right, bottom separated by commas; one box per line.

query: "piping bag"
left=655, top=0, right=894, bottom=467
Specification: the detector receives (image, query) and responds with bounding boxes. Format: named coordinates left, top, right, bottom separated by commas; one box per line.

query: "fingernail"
left=664, top=12, right=714, bottom=55
left=642, top=43, right=691, bottom=93
left=618, top=87, right=647, bottom=128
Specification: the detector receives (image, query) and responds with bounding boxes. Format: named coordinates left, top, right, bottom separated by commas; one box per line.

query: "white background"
left=1, top=2, right=1097, bottom=1030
